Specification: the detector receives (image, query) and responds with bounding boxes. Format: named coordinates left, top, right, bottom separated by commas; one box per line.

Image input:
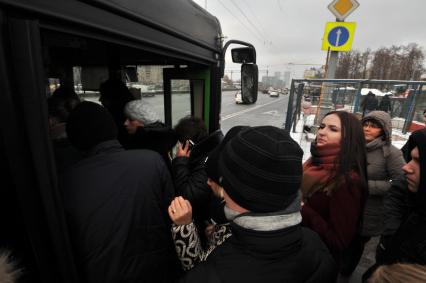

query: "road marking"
left=262, top=110, right=280, bottom=116
left=222, top=97, right=286, bottom=121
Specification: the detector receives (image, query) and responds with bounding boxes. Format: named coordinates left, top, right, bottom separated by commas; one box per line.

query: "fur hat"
left=219, top=126, right=303, bottom=213
left=66, top=101, right=118, bottom=150
left=124, top=100, right=159, bottom=125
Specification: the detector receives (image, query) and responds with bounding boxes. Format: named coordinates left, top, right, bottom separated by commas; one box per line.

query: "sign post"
left=316, top=0, right=359, bottom=121
left=328, top=0, right=360, bottom=21
left=322, top=22, right=356, bottom=51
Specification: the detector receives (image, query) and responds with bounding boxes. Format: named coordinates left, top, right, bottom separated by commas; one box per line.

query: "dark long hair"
left=323, top=111, right=368, bottom=188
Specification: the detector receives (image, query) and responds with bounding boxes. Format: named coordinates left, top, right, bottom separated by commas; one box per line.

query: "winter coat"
left=382, top=180, right=415, bottom=237
left=171, top=222, right=231, bottom=271
left=181, top=219, right=337, bottom=283
left=301, top=143, right=366, bottom=263
left=361, top=111, right=406, bottom=236
left=362, top=94, right=379, bottom=112
left=126, top=122, right=177, bottom=170
left=381, top=129, right=426, bottom=265
left=379, top=97, right=392, bottom=113
left=172, top=130, right=223, bottom=207
left=61, top=140, right=180, bottom=283
left=301, top=173, right=364, bottom=262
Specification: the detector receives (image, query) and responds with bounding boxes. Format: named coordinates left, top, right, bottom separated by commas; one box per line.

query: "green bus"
left=0, top=0, right=257, bottom=281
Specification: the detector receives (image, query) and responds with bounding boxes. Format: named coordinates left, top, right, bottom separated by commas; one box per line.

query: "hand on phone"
left=176, top=140, right=192, bottom=157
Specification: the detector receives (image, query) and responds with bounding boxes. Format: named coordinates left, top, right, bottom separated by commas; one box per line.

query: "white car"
left=269, top=91, right=279, bottom=97
left=235, top=91, right=243, bottom=104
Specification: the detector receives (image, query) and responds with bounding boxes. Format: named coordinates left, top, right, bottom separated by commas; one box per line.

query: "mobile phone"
left=187, top=139, right=195, bottom=150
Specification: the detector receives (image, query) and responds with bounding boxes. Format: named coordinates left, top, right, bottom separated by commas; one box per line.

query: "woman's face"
left=316, top=114, right=342, bottom=147
left=363, top=120, right=383, bottom=142
left=123, top=118, right=143, bottom=135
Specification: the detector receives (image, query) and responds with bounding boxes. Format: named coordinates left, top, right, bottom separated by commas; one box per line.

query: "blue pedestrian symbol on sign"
left=328, top=26, right=350, bottom=47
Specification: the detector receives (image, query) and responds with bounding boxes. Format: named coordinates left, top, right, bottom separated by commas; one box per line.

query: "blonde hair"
left=368, top=263, right=426, bottom=283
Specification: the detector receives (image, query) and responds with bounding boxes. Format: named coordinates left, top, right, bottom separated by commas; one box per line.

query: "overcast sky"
left=193, top=0, right=426, bottom=79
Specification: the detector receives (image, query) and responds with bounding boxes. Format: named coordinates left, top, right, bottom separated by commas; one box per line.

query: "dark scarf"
left=301, top=142, right=341, bottom=198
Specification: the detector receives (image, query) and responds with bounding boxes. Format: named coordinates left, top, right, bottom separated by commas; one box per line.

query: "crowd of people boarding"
left=2, top=79, right=425, bottom=283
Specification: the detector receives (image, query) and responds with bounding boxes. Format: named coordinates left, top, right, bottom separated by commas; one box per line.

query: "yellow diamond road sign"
left=322, top=22, right=356, bottom=52
left=328, top=0, right=360, bottom=21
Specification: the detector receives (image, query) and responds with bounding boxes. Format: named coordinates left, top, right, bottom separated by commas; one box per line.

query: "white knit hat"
left=124, top=100, right=159, bottom=124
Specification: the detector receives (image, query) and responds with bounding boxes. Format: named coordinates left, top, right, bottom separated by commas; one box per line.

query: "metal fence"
left=284, top=79, right=426, bottom=135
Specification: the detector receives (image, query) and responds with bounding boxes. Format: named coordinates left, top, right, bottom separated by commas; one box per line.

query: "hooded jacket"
left=383, top=129, right=426, bottom=265
left=361, top=111, right=406, bottom=236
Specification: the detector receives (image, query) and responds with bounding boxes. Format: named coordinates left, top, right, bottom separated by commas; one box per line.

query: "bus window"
left=171, top=80, right=191, bottom=126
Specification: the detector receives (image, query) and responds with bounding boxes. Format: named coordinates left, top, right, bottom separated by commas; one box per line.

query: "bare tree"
left=336, top=44, right=424, bottom=80
left=399, top=43, right=424, bottom=80
left=336, top=51, right=352, bottom=79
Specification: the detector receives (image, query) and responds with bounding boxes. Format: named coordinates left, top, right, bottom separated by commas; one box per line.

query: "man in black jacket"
left=362, top=91, right=379, bottom=117
left=181, top=126, right=337, bottom=283
left=378, top=129, right=426, bottom=265
left=173, top=117, right=224, bottom=222
left=63, top=102, right=179, bottom=283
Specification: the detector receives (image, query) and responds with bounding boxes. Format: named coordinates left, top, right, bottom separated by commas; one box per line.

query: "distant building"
left=303, top=69, right=317, bottom=79
left=274, top=72, right=281, bottom=80
left=138, top=65, right=163, bottom=84
left=283, top=71, right=291, bottom=88
left=262, top=76, right=275, bottom=87
left=262, top=72, right=284, bottom=89
left=303, top=66, right=325, bottom=79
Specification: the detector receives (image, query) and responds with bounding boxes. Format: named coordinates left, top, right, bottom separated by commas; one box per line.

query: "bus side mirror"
left=241, top=63, right=258, bottom=104
left=231, top=47, right=256, bottom=63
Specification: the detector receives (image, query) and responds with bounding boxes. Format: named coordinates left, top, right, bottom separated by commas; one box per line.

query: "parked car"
left=235, top=90, right=243, bottom=104
left=269, top=91, right=279, bottom=97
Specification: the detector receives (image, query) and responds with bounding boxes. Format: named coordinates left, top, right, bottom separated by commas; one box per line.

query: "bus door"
left=163, top=68, right=211, bottom=131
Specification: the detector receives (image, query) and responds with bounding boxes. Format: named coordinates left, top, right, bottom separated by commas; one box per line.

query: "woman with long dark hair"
left=300, top=111, right=368, bottom=264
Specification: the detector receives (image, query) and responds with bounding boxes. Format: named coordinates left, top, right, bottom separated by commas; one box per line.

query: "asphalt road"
left=81, top=90, right=290, bottom=132
left=220, top=90, right=289, bottom=133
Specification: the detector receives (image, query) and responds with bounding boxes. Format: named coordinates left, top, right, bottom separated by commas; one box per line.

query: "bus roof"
left=0, top=0, right=223, bottom=64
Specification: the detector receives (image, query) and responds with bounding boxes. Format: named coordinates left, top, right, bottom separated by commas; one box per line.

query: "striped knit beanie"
left=219, top=126, right=303, bottom=212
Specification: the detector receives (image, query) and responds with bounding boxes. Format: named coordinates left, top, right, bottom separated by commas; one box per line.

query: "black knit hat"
left=219, top=126, right=303, bottom=213
left=66, top=101, right=118, bottom=150
left=205, top=126, right=247, bottom=184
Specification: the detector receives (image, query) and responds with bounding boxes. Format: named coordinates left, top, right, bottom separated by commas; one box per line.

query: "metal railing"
left=284, top=79, right=426, bottom=135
